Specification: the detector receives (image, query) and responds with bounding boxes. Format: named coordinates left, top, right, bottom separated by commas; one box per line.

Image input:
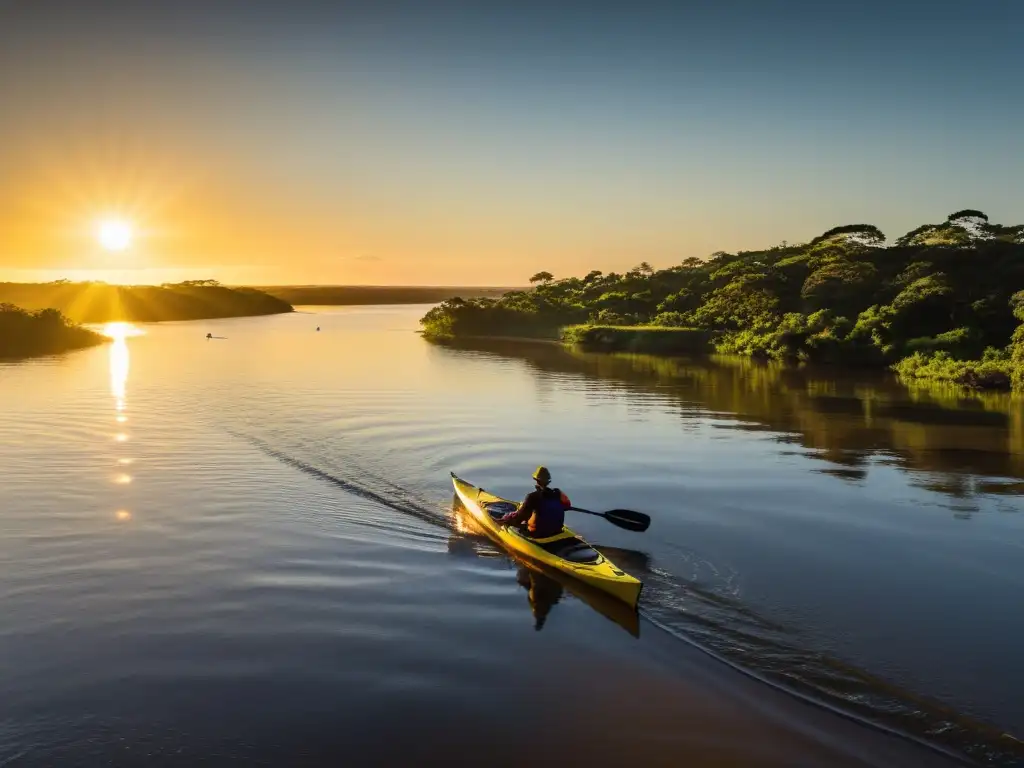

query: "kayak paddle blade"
left=604, top=509, right=651, bottom=532
left=570, top=506, right=651, bottom=532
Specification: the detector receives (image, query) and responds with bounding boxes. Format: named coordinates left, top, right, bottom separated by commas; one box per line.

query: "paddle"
left=569, top=506, right=650, bottom=533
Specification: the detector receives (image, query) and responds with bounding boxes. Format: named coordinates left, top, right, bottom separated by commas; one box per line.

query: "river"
left=0, top=305, right=1021, bottom=766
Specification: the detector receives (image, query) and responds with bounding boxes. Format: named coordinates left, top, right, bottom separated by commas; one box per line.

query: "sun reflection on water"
left=102, top=322, right=142, bottom=407
left=102, top=322, right=142, bottom=522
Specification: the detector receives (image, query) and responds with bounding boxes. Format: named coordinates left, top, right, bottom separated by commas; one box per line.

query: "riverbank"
left=0, top=305, right=107, bottom=358
left=430, top=327, right=1024, bottom=398
left=894, top=350, right=1018, bottom=390
left=561, top=325, right=714, bottom=354
left=0, top=282, right=293, bottom=323
left=424, top=319, right=1024, bottom=396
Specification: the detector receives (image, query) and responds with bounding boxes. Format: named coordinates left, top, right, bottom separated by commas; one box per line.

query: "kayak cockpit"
left=523, top=532, right=603, bottom=564
left=481, top=500, right=603, bottom=564
left=482, top=501, right=517, bottom=519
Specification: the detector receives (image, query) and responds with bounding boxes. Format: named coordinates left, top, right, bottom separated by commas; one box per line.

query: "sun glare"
left=97, top=219, right=133, bottom=252
left=101, top=321, right=144, bottom=341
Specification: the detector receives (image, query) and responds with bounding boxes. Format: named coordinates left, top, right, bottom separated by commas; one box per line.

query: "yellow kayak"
left=451, top=472, right=643, bottom=609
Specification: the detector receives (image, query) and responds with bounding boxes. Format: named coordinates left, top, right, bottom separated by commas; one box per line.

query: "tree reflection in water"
left=432, top=337, right=1024, bottom=511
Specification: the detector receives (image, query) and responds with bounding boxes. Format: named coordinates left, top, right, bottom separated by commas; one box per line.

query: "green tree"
left=896, top=223, right=941, bottom=247
left=947, top=209, right=988, bottom=224
left=1009, top=291, right=1024, bottom=389
left=801, top=260, right=878, bottom=313
left=529, top=271, right=554, bottom=284
left=811, top=224, right=885, bottom=247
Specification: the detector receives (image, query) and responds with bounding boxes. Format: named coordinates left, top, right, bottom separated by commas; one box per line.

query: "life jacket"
left=528, top=487, right=569, bottom=537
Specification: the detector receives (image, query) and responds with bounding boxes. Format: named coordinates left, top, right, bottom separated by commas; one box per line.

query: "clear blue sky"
left=1, top=1, right=1021, bottom=284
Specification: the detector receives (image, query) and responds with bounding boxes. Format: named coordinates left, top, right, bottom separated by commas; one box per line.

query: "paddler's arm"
left=500, top=493, right=537, bottom=526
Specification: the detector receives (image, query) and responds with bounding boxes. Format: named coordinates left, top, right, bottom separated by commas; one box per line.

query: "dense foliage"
left=560, top=325, right=713, bottom=354
left=421, top=210, right=1024, bottom=389
left=0, top=304, right=106, bottom=358
left=0, top=281, right=293, bottom=323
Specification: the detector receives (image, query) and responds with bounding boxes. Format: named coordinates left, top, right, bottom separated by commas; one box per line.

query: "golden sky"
left=0, top=123, right=742, bottom=286
left=2, top=3, right=1021, bottom=286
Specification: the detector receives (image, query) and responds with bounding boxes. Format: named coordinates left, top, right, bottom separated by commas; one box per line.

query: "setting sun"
left=97, top=219, right=133, bottom=252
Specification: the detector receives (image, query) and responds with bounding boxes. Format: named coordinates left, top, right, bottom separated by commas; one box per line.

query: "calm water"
left=1, top=305, right=1021, bottom=766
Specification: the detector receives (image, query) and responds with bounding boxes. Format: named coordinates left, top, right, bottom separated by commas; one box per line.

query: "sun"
left=97, top=219, right=133, bottom=252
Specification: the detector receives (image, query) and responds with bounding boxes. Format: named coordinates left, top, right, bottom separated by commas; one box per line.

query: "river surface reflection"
left=0, top=306, right=1018, bottom=765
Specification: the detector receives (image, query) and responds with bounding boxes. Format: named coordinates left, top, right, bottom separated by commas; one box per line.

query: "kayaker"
left=499, top=466, right=571, bottom=538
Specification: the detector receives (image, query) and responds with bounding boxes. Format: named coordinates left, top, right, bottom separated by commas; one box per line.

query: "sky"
left=1, top=0, right=1022, bottom=286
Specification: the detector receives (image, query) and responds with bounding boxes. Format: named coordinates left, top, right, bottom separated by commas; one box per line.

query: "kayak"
left=450, top=472, right=643, bottom=609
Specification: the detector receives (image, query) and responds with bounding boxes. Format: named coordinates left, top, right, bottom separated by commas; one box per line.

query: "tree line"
left=421, top=210, right=1024, bottom=390
left=0, top=281, right=293, bottom=323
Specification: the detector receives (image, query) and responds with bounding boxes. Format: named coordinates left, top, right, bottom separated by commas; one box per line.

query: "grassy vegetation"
left=894, top=350, right=1014, bottom=390
left=561, top=325, right=713, bottom=354
left=0, top=304, right=106, bottom=358
left=257, top=285, right=517, bottom=306
left=420, top=209, right=1024, bottom=390
left=0, top=280, right=293, bottom=323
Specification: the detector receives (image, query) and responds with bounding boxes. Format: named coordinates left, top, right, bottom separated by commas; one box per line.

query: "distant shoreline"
left=0, top=282, right=293, bottom=324
left=253, top=285, right=522, bottom=306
